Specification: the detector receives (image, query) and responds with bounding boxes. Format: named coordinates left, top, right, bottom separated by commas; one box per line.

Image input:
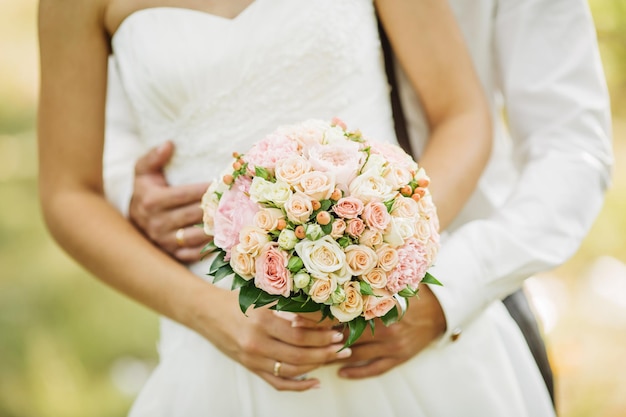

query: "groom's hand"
left=337, top=284, right=447, bottom=379
left=130, top=142, right=211, bottom=263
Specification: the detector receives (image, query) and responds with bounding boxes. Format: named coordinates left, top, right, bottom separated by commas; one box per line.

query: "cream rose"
left=201, top=185, right=219, bottom=235
left=295, top=235, right=346, bottom=280
left=254, top=208, right=285, bottom=231
left=229, top=244, right=255, bottom=280
left=284, top=192, right=313, bottom=224
left=330, top=218, right=347, bottom=239
left=330, top=281, right=364, bottom=322
left=348, top=170, right=396, bottom=204
left=395, top=217, right=416, bottom=240
left=275, top=155, right=311, bottom=186
left=296, top=171, right=335, bottom=201
left=414, top=217, right=432, bottom=243
left=391, top=197, right=420, bottom=220
left=237, top=226, right=271, bottom=257
left=383, top=217, right=405, bottom=246
left=345, top=245, right=378, bottom=277
left=383, top=165, right=413, bottom=190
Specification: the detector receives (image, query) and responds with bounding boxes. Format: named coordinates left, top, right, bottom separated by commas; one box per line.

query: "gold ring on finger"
left=273, top=361, right=282, bottom=377
left=175, top=228, right=185, bottom=247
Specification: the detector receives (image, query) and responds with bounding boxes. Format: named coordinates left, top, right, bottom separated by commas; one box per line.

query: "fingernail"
left=311, top=383, right=321, bottom=389
left=331, top=332, right=344, bottom=343
left=336, top=348, right=352, bottom=359
left=157, top=143, right=168, bottom=154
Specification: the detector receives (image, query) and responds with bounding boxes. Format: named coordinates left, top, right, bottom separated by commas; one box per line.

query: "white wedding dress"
left=110, top=1, right=555, bottom=416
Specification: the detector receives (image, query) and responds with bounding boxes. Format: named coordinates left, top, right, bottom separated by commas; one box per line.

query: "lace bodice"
left=112, top=0, right=397, bottom=185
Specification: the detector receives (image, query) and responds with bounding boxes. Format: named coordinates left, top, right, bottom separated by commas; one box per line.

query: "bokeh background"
left=1, top=1, right=625, bottom=416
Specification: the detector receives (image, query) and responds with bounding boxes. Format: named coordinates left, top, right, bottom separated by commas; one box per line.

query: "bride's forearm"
left=41, top=186, right=221, bottom=331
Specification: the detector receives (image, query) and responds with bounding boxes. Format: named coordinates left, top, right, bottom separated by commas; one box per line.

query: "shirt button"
left=450, top=327, right=462, bottom=342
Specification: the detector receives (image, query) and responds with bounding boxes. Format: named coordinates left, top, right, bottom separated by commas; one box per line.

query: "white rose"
left=278, top=229, right=298, bottom=250
left=383, top=165, right=413, bottom=190
left=268, top=180, right=293, bottom=207
left=201, top=183, right=220, bottom=235
left=275, top=155, right=311, bottom=186
left=249, top=177, right=274, bottom=203
left=295, top=235, right=346, bottom=279
left=383, top=217, right=405, bottom=246
left=349, top=170, right=396, bottom=204
left=395, top=217, right=416, bottom=240
left=361, top=154, right=387, bottom=176
left=322, top=125, right=347, bottom=144
left=330, top=281, right=364, bottom=322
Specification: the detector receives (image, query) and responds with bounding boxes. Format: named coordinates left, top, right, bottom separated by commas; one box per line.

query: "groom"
left=104, top=0, right=612, bottom=403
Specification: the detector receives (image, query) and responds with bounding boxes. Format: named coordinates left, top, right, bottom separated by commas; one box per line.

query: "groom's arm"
left=339, top=0, right=612, bottom=378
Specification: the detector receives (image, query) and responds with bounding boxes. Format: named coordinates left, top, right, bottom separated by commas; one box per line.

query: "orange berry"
left=414, top=188, right=426, bottom=198
left=400, top=185, right=412, bottom=197
left=232, top=151, right=240, bottom=159
left=295, top=225, right=306, bottom=239
left=233, top=161, right=242, bottom=170
left=330, top=189, right=342, bottom=201
left=223, top=174, right=234, bottom=185
left=312, top=200, right=322, bottom=211
left=417, top=178, right=430, bottom=188
left=276, top=219, right=287, bottom=231
left=411, top=193, right=421, bottom=202
left=316, top=211, right=331, bottom=225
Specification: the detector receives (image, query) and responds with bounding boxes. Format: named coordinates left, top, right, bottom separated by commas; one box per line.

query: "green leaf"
left=398, top=287, right=417, bottom=298
left=200, top=240, right=218, bottom=254
left=320, top=199, right=332, bottom=212
left=213, top=264, right=234, bottom=283
left=287, top=256, right=304, bottom=273
left=383, top=199, right=395, bottom=213
left=337, top=236, right=351, bottom=248
left=238, top=285, right=262, bottom=315
left=380, top=305, right=399, bottom=326
left=344, top=317, right=367, bottom=349
left=255, top=166, right=271, bottom=180
left=253, top=291, right=280, bottom=309
left=209, top=251, right=229, bottom=274
left=320, top=221, right=333, bottom=235
left=273, top=297, right=320, bottom=313
left=359, top=280, right=375, bottom=296
left=421, top=272, right=443, bottom=286
left=231, top=274, right=249, bottom=290
left=368, top=319, right=376, bottom=335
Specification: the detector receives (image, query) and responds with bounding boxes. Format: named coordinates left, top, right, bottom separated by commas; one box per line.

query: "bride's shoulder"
left=38, top=0, right=110, bottom=37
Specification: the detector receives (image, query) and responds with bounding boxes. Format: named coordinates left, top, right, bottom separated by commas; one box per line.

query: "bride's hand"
left=190, top=289, right=351, bottom=391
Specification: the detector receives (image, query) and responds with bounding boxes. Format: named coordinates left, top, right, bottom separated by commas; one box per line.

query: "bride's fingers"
left=257, top=358, right=321, bottom=379
left=338, top=357, right=399, bottom=379
left=259, top=372, right=321, bottom=392
left=266, top=315, right=345, bottom=348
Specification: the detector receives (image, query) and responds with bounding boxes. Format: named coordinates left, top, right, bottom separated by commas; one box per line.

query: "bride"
left=37, top=0, right=554, bottom=415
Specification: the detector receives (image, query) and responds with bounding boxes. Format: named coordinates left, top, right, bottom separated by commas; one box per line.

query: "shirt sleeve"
left=430, top=0, right=614, bottom=343
left=103, top=56, right=144, bottom=217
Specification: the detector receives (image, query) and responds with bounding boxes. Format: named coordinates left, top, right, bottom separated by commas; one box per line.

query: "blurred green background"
left=1, top=1, right=625, bottom=416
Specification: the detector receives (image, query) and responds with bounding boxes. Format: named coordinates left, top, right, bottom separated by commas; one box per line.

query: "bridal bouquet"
left=202, top=119, right=441, bottom=347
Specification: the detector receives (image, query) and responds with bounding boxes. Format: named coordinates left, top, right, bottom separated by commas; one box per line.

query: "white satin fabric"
left=108, top=1, right=555, bottom=415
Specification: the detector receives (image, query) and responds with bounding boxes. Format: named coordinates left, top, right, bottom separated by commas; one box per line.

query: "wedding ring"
left=273, top=361, right=282, bottom=377
left=175, top=228, right=186, bottom=247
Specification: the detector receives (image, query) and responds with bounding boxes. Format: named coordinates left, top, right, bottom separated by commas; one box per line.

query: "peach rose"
left=362, top=201, right=391, bottom=231
left=309, top=276, right=337, bottom=304
left=296, top=171, right=336, bottom=201
left=376, top=244, right=399, bottom=272
left=284, top=192, right=313, bottom=224
left=332, top=197, right=364, bottom=219
left=345, top=245, right=378, bottom=277
left=229, top=244, right=255, bottom=280
left=359, top=228, right=383, bottom=248
left=330, top=218, right=347, bottom=239
left=346, top=218, right=366, bottom=238
left=254, top=208, right=285, bottom=231
left=254, top=243, right=292, bottom=297
left=363, top=289, right=396, bottom=320
left=362, top=268, right=388, bottom=289
left=238, top=226, right=271, bottom=257
left=330, top=281, right=364, bottom=322
left=414, top=217, right=432, bottom=243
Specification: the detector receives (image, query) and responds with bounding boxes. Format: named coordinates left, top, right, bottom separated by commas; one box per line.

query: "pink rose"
left=213, top=188, right=260, bottom=253
left=333, top=197, right=364, bottom=219
left=244, top=133, right=300, bottom=171
left=346, top=218, right=365, bottom=238
left=362, top=201, right=391, bottom=231
left=363, top=289, right=396, bottom=320
left=369, top=141, right=417, bottom=172
left=386, top=238, right=429, bottom=293
left=254, top=243, right=292, bottom=297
